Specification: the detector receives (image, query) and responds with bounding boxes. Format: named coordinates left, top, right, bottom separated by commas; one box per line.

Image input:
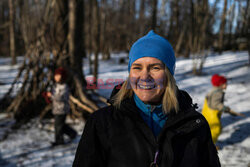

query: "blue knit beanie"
left=128, top=30, right=175, bottom=75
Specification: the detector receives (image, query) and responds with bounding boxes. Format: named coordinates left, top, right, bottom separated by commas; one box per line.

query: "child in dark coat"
left=47, top=67, right=77, bottom=146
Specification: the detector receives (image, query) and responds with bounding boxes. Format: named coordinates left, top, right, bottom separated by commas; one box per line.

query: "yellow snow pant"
left=202, top=99, right=222, bottom=144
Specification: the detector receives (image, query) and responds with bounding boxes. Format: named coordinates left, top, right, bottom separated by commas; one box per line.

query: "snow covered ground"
left=0, top=51, right=250, bottom=167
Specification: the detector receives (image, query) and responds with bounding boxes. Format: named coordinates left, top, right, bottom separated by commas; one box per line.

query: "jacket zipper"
left=149, top=134, right=159, bottom=167
left=150, top=149, right=159, bottom=167
left=149, top=105, right=159, bottom=167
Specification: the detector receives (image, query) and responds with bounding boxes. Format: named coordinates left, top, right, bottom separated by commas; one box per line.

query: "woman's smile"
left=137, top=84, right=155, bottom=90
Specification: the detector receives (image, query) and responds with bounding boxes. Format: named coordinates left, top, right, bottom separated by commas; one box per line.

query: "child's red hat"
left=211, top=74, right=227, bottom=86
left=55, top=67, right=67, bottom=80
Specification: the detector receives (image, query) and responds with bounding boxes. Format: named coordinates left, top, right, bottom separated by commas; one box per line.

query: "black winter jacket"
left=73, top=89, right=221, bottom=167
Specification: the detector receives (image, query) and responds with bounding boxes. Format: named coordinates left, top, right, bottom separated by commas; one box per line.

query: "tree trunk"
left=128, top=0, right=136, bottom=47
left=53, top=0, right=68, bottom=64
left=68, top=0, right=98, bottom=110
left=19, top=0, right=29, bottom=50
left=139, top=0, right=145, bottom=35
left=227, top=2, right=235, bottom=49
left=8, top=0, right=16, bottom=65
left=247, top=0, right=250, bottom=65
left=68, top=0, right=85, bottom=82
left=168, top=0, right=179, bottom=44
left=68, top=0, right=76, bottom=65
left=93, top=0, right=100, bottom=83
left=175, top=26, right=185, bottom=55
left=188, top=0, right=194, bottom=54
left=87, top=0, right=93, bottom=74
left=151, top=0, right=158, bottom=30
left=248, top=0, right=250, bottom=65
left=191, top=0, right=209, bottom=75
left=100, top=0, right=110, bottom=60
left=218, top=0, right=227, bottom=54
left=242, top=0, right=249, bottom=66
left=197, top=0, right=209, bottom=75
left=241, top=0, right=249, bottom=37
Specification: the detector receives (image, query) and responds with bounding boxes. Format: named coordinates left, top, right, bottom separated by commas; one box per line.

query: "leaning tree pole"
left=1, top=0, right=102, bottom=122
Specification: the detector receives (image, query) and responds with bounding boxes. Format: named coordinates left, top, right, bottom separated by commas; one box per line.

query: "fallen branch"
left=69, top=95, right=94, bottom=113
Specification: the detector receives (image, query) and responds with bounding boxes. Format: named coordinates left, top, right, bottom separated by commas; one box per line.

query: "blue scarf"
left=133, top=94, right=167, bottom=137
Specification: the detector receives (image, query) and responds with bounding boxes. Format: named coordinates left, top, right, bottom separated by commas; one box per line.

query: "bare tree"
left=188, top=0, right=210, bottom=75
left=242, top=0, right=250, bottom=65
left=218, top=0, right=228, bottom=54
left=8, top=0, right=16, bottom=65
left=2, top=0, right=99, bottom=123
left=100, top=0, right=110, bottom=60
left=151, top=0, right=158, bottom=30
left=92, top=0, right=101, bottom=84
left=227, top=2, right=236, bottom=49
left=139, top=0, right=145, bottom=35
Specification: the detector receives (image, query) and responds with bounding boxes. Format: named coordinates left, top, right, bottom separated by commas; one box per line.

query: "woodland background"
left=0, top=0, right=249, bottom=123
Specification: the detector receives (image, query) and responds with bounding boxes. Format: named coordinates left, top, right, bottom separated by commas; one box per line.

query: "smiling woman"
left=73, top=30, right=221, bottom=167
left=113, top=57, right=178, bottom=114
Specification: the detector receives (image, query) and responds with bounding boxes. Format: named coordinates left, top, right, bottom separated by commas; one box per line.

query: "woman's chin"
left=138, top=96, right=160, bottom=104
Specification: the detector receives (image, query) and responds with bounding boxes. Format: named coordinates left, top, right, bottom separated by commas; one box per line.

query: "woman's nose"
left=140, top=69, right=151, bottom=81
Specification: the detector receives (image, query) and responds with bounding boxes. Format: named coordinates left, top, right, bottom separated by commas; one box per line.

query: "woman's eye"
left=152, top=66, right=160, bottom=70
left=132, top=67, right=141, bottom=70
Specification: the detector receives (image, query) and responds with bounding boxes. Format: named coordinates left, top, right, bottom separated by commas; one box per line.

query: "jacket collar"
left=133, top=94, right=163, bottom=116
left=122, top=89, right=199, bottom=125
left=109, top=84, right=197, bottom=124
left=109, top=84, right=203, bottom=139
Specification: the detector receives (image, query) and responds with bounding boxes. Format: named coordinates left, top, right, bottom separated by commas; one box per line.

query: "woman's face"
left=129, top=57, right=166, bottom=104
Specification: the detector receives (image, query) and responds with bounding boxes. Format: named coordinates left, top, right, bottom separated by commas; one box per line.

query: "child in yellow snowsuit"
left=202, top=74, right=242, bottom=144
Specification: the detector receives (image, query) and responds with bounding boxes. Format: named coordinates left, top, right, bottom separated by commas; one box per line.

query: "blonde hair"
left=112, top=67, right=179, bottom=114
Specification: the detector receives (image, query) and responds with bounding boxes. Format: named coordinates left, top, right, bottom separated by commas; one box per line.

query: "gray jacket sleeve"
left=208, top=90, right=230, bottom=112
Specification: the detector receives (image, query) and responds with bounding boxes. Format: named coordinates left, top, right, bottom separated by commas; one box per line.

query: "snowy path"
left=0, top=51, right=250, bottom=166
left=0, top=118, right=83, bottom=167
